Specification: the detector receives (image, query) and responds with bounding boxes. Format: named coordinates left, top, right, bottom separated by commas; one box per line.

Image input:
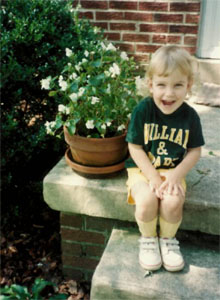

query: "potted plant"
left=41, top=6, right=142, bottom=176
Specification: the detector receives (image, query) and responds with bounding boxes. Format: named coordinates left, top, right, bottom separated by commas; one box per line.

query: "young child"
left=125, top=45, right=205, bottom=272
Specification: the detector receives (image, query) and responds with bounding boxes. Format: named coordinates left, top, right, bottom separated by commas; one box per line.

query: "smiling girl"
left=125, top=45, right=205, bottom=272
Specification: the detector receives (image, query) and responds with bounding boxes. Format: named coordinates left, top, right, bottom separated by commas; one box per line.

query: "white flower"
left=94, top=27, right=100, bottom=34
left=40, top=76, right=51, bottom=90
left=120, top=51, right=129, bottom=61
left=58, top=104, right=66, bottom=113
left=69, top=73, right=77, bottom=80
left=75, top=63, right=81, bottom=72
left=106, top=84, right=111, bottom=94
left=69, top=93, right=78, bottom=102
left=117, top=124, right=125, bottom=131
left=78, top=87, right=85, bottom=97
left=109, top=63, right=120, bottom=78
left=84, top=50, right=89, bottom=57
left=45, top=121, right=56, bottom=134
left=65, top=48, right=73, bottom=57
left=86, top=120, right=95, bottom=129
left=91, top=96, right=100, bottom=105
left=101, top=124, right=106, bottom=130
left=59, top=80, right=67, bottom=91
left=106, top=43, right=116, bottom=51
left=106, top=121, right=112, bottom=127
left=58, top=104, right=70, bottom=114
left=82, top=58, right=87, bottom=63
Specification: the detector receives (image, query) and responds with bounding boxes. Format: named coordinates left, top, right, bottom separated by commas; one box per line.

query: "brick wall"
left=76, top=0, right=201, bottom=63
left=60, top=213, right=136, bottom=280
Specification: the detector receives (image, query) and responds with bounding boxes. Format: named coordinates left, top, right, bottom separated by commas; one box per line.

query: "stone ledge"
left=43, top=103, right=220, bottom=235
left=91, top=229, right=220, bottom=300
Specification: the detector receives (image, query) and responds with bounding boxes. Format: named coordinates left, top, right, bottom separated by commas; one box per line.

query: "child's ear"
left=147, top=78, right=153, bottom=93
left=187, top=79, right=193, bottom=92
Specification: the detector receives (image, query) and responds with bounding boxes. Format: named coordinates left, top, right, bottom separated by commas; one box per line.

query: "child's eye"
left=175, top=83, right=183, bottom=87
left=157, top=83, right=165, bottom=87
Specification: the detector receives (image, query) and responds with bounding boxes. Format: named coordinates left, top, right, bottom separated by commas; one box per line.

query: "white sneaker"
left=139, top=237, right=162, bottom=271
left=159, top=238, right=184, bottom=272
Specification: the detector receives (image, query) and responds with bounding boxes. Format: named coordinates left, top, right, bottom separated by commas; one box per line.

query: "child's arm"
left=128, top=143, right=163, bottom=196
left=159, top=147, right=202, bottom=197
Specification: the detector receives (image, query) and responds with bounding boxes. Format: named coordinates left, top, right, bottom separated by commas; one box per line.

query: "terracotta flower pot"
left=64, top=126, right=128, bottom=167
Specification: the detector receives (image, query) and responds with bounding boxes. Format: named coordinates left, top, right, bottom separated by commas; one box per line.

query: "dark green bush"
left=1, top=0, right=81, bottom=189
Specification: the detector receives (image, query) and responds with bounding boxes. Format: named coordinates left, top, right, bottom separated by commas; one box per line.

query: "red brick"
left=186, top=14, right=200, bottom=24
left=110, top=23, right=136, bottom=31
left=154, top=13, right=183, bottom=23
left=85, top=245, right=105, bottom=257
left=123, top=33, right=150, bottom=43
left=79, top=11, right=93, bottom=19
left=62, top=242, right=82, bottom=256
left=96, top=11, right=124, bottom=21
left=61, top=228, right=106, bottom=244
left=152, top=34, right=181, bottom=44
left=91, top=22, right=108, bottom=30
left=60, top=214, right=83, bottom=229
left=63, top=255, right=99, bottom=270
left=110, top=1, right=137, bottom=10
left=136, top=44, right=160, bottom=53
left=125, top=12, right=153, bottom=22
left=184, top=36, right=197, bottom=46
left=133, top=54, right=150, bottom=63
left=140, top=24, right=168, bottom=33
left=170, top=3, right=200, bottom=12
left=184, top=46, right=197, bottom=55
left=104, top=32, right=121, bottom=41
left=80, top=0, right=108, bottom=9
left=139, top=2, right=168, bottom=11
left=86, top=216, right=115, bottom=232
left=117, top=43, right=135, bottom=52
left=169, top=25, right=198, bottom=34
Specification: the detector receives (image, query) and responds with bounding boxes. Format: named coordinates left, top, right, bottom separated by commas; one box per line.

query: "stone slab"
left=91, top=229, right=220, bottom=300
left=43, top=103, right=220, bottom=235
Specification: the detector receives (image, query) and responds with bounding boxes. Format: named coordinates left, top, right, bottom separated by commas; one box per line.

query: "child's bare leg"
left=131, top=181, right=162, bottom=270
left=160, top=193, right=185, bottom=224
left=131, top=181, right=159, bottom=223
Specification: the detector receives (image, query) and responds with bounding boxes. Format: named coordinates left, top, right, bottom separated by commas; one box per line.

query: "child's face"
left=148, top=69, right=192, bottom=115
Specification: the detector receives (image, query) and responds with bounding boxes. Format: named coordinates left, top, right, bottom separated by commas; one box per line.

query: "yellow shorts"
left=126, top=168, right=186, bottom=205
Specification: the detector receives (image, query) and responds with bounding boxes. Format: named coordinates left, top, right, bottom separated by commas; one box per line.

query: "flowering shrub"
left=42, top=8, right=142, bottom=138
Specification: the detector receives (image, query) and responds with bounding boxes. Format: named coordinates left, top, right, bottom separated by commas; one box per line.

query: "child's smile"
left=149, top=70, right=192, bottom=115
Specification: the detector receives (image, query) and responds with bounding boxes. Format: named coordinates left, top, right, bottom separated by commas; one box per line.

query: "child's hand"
left=149, top=175, right=164, bottom=198
left=158, top=171, right=185, bottom=198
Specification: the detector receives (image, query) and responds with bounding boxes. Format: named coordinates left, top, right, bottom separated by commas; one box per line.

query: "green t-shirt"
left=125, top=97, right=205, bottom=169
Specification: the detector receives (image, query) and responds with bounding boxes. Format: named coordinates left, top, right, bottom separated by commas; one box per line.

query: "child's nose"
left=165, top=87, right=174, bottom=97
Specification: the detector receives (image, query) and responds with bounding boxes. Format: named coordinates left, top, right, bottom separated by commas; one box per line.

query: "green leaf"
left=55, top=115, right=63, bottom=130
left=32, top=278, right=54, bottom=300
left=49, top=91, right=57, bottom=97
left=91, top=59, right=102, bottom=67
left=89, top=74, right=105, bottom=87
left=69, top=82, right=78, bottom=93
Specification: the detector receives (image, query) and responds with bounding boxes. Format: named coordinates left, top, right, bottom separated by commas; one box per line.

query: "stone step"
left=91, top=229, right=220, bottom=300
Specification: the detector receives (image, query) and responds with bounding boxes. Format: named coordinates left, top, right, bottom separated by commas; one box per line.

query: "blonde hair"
left=147, top=45, right=196, bottom=81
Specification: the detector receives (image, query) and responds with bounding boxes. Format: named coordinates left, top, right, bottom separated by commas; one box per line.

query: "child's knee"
left=161, top=194, right=184, bottom=214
